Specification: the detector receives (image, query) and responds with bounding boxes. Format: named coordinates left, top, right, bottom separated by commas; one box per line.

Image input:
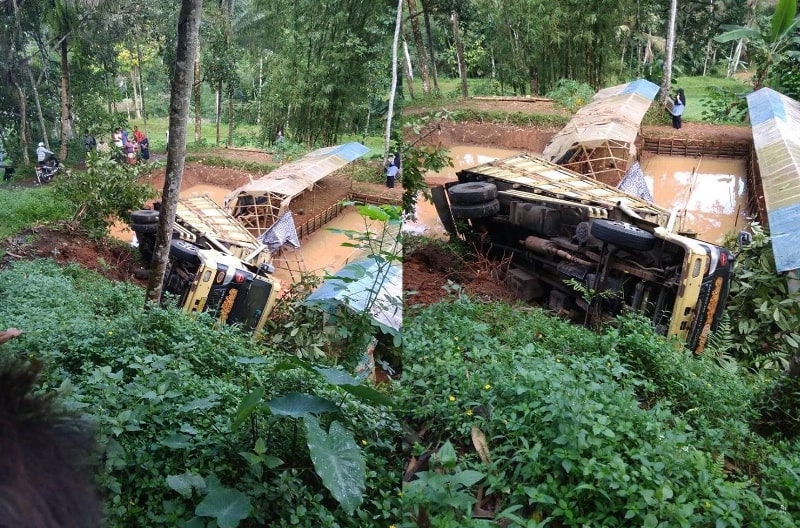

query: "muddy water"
left=641, top=155, right=749, bottom=244
left=408, top=146, right=520, bottom=238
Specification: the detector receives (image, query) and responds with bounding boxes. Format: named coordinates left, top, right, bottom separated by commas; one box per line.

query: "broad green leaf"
left=275, top=356, right=315, bottom=372
left=195, top=487, right=251, bottom=528
left=714, top=26, right=760, bottom=43
left=166, top=473, right=206, bottom=499
left=179, top=394, right=220, bottom=412
left=234, top=356, right=268, bottom=364
left=304, top=415, right=366, bottom=514
left=161, top=433, right=193, bottom=449
left=340, top=384, right=393, bottom=407
left=315, top=366, right=359, bottom=386
left=771, top=0, right=797, bottom=41
left=265, top=393, right=338, bottom=417
left=231, top=386, right=265, bottom=429
left=448, top=469, right=485, bottom=488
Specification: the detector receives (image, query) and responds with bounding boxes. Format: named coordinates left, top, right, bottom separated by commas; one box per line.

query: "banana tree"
left=715, top=0, right=800, bottom=90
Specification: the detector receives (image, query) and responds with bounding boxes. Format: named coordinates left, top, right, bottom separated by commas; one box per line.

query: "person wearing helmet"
left=36, top=142, right=54, bottom=166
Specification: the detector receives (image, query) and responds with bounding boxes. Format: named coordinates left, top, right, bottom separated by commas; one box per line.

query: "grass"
left=672, top=74, right=752, bottom=122
left=0, top=186, right=72, bottom=239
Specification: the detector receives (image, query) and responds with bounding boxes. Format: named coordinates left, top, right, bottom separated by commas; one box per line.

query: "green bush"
left=401, top=296, right=795, bottom=527
left=0, top=260, right=400, bottom=527
left=52, top=152, right=158, bottom=239
left=545, top=79, right=595, bottom=113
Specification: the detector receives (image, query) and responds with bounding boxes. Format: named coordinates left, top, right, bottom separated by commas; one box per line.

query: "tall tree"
left=661, top=0, right=678, bottom=104
left=407, top=0, right=432, bottom=95
left=146, top=0, right=203, bottom=303
left=716, top=0, right=800, bottom=89
left=386, top=0, right=403, bottom=162
left=451, top=9, right=468, bottom=97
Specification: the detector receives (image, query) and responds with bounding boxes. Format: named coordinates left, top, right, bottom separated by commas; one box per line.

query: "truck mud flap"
left=431, top=185, right=458, bottom=236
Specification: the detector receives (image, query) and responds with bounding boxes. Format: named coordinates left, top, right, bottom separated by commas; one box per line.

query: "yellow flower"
left=361, top=439, right=368, bottom=446
left=465, top=409, right=473, bottom=416
left=108, top=331, right=113, bottom=335
left=448, top=395, right=456, bottom=402
left=484, top=384, right=492, bottom=390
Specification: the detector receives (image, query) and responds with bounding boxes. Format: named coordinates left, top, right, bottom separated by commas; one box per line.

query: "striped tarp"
left=746, top=88, right=800, bottom=272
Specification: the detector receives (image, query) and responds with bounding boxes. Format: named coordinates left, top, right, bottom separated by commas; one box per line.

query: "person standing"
left=671, top=88, right=686, bottom=130
left=139, top=135, right=150, bottom=161
left=386, top=160, right=399, bottom=189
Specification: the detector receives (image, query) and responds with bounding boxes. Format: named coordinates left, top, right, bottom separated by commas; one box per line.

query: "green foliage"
left=0, top=186, right=73, bottom=238
left=52, top=152, right=157, bottom=239
left=396, top=116, right=454, bottom=216
left=0, top=259, right=399, bottom=526
left=700, top=86, right=749, bottom=124
left=324, top=203, right=403, bottom=365
left=545, top=79, right=595, bottom=112
left=724, top=223, right=800, bottom=371
left=401, top=296, right=795, bottom=526
left=404, top=440, right=487, bottom=527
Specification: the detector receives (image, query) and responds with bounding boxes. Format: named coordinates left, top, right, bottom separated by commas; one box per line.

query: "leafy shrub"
left=52, top=152, right=157, bottom=239
left=401, top=296, right=795, bottom=527
left=0, top=260, right=400, bottom=527
left=700, top=86, right=749, bottom=123
left=724, top=223, right=800, bottom=371
left=545, top=79, right=595, bottom=112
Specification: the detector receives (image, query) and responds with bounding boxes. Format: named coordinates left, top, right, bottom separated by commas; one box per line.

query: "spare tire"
left=451, top=199, right=500, bottom=219
left=590, top=219, right=655, bottom=251
left=170, top=239, right=201, bottom=265
left=131, top=222, right=158, bottom=234
left=448, top=182, right=498, bottom=205
left=131, top=209, right=160, bottom=224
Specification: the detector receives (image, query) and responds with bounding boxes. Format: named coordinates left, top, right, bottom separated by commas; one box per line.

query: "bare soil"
left=0, top=99, right=751, bottom=298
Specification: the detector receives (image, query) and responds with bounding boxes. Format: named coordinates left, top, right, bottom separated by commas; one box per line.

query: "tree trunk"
left=193, top=46, right=202, bottom=143
left=130, top=68, right=141, bottom=120
left=58, top=37, right=74, bottom=160
left=451, top=11, right=468, bottom=98
left=660, top=0, right=678, bottom=104
left=402, top=36, right=416, bottom=100
left=227, top=83, right=234, bottom=146
left=529, top=65, right=539, bottom=96
left=384, top=0, right=404, bottom=163
left=215, top=81, right=222, bottom=146
left=24, top=62, right=49, bottom=149
left=145, top=0, right=203, bottom=304
left=10, top=74, right=30, bottom=164
left=421, top=0, right=439, bottom=92
left=406, top=0, right=431, bottom=95
left=136, top=42, right=148, bottom=129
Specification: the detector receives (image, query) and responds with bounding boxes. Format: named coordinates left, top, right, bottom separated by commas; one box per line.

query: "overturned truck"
left=433, top=154, right=737, bottom=353
left=130, top=195, right=280, bottom=333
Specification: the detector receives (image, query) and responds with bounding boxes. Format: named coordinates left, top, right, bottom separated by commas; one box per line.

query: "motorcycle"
left=36, top=157, right=61, bottom=184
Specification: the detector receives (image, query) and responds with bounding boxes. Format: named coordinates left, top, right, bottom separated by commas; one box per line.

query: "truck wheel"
left=131, top=222, right=158, bottom=234
left=170, top=239, right=201, bottom=265
left=591, top=219, right=655, bottom=251
left=131, top=209, right=160, bottom=224
left=448, top=182, right=498, bottom=205
left=451, top=199, right=500, bottom=219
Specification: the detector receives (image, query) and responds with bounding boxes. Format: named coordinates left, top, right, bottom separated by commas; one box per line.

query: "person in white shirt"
left=36, top=142, right=54, bottom=165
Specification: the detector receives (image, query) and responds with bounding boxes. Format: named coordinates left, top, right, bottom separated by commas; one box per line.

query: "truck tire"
left=451, top=199, right=500, bottom=219
left=131, top=222, right=158, bottom=234
left=131, top=209, right=160, bottom=224
left=590, top=219, right=655, bottom=251
left=170, top=239, right=201, bottom=265
left=448, top=182, right=498, bottom=205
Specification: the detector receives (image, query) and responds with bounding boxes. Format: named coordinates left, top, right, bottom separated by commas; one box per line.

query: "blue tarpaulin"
left=306, top=259, right=402, bottom=333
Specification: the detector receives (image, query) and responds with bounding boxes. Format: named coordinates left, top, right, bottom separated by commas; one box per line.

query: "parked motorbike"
left=36, top=157, right=61, bottom=184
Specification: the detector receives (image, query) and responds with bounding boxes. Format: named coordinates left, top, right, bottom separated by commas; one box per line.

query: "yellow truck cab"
left=130, top=195, right=280, bottom=334
left=433, top=154, right=735, bottom=353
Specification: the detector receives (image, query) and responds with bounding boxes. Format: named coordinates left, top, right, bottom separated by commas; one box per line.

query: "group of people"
left=91, top=125, right=150, bottom=164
